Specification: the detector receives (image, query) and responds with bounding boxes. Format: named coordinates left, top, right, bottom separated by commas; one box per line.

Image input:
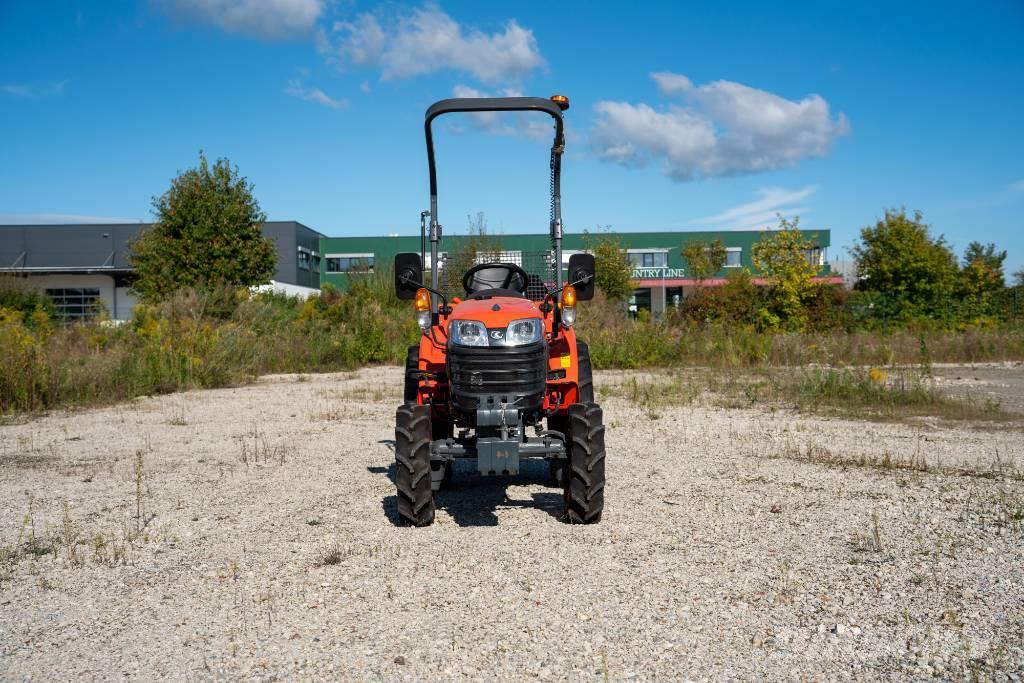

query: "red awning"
left=635, top=276, right=844, bottom=288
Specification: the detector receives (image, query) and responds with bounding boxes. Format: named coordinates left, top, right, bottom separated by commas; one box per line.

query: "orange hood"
left=449, top=296, right=542, bottom=326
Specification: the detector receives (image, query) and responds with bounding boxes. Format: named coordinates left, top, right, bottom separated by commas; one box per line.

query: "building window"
left=805, top=247, right=824, bottom=267
left=312, top=255, right=321, bottom=273
left=627, top=250, right=667, bottom=268
left=46, top=288, right=101, bottom=321
left=725, top=248, right=742, bottom=267
left=325, top=254, right=375, bottom=273
left=297, top=250, right=311, bottom=271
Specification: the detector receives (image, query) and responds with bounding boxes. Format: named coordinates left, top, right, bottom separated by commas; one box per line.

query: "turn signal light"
left=561, top=285, right=577, bottom=308
left=414, top=288, right=431, bottom=312
left=550, top=94, right=570, bottom=111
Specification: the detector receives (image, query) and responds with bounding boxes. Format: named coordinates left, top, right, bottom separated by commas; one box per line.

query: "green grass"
left=598, top=374, right=701, bottom=419
left=599, top=365, right=1012, bottom=425
left=790, top=366, right=1005, bottom=421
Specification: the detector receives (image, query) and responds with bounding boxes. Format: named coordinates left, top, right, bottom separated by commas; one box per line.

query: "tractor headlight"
left=560, top=306, right=576, bottom=327
left=450, top=319, right=488, bottom=347
left=415, top=310, right=432, bottom=331
left=505, top=318, right=543, bottom=346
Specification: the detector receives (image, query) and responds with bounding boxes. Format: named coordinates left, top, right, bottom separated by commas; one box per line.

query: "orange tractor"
left=393, top=94, right=605, bottom=526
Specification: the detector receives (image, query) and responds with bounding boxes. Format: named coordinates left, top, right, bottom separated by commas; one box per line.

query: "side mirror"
left=567, top=253, right=596, bottom=301
left=394, top=252, right=423, bottom=300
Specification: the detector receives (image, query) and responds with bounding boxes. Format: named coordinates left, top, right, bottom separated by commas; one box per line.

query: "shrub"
left=584, top=230, right=635, bottom=301
left=129, top=151, right=276, bottom=301
left=0, top=276, right=55, bottom=324
left=851, top=208, right=959, bottom=321
left=751, top=217, right=821, bottom=331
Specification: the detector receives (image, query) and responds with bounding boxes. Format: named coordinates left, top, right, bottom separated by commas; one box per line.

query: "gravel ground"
left=1, top=367, right=1023, bottom=681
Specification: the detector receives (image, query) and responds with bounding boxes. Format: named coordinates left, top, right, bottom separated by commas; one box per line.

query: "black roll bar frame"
left=423, top=97, right=567, bottom=300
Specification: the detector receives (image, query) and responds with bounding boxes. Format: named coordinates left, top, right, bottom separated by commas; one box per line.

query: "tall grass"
left=2, top=275, right=1023, bottom=415
left=578, top=291, right=1024, bottom=368
left=1, top=277, right=417, bottom=414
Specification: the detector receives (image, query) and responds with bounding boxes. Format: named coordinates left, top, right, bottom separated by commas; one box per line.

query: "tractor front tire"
left=564, top=402, right=605, bottom=524
left=395, top=404, right=435, bottom=526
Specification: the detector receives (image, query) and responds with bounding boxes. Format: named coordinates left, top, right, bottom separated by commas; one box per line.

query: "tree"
left=751, top=216, right=820, bottom=331
left=958, top=241, right=1006, bottom=313
left=851, top=208, right=959, bottom=319
left=1015, top=270, right=1024, bottom=287
left=681, top=238, right=727, bottom=282
left=962, top=241, right=1007, bottom=274
left=129, top=152, right=276, bottom=301
left=584, top=229, right=634, bottom=301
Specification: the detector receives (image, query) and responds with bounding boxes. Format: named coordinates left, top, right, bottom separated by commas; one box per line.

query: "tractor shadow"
left=371, top=446, right=563, bottom=527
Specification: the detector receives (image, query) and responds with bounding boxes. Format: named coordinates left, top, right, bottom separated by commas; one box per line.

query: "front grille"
left=447, top=340, right=547, bottom=412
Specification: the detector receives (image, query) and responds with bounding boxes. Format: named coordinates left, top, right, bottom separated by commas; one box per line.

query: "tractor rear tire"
left=576, top=340, right=594, bottom=402
left=403, top=345, right=420, bottom=404
left=564, top=402, right=605, bottom=524
left=395, top=404, right=435, bottom=526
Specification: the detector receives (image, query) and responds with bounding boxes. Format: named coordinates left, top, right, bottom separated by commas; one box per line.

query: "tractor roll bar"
left=424, top=97, right=567, bottom=294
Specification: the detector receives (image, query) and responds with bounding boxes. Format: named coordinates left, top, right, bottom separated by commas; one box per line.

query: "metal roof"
left=0, top=221, right=323, bottom=277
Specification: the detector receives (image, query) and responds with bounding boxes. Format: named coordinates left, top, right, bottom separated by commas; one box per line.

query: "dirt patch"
left=931, top=362, right=1024, bottom=414
left=1, top=367, right=1022, bottom=679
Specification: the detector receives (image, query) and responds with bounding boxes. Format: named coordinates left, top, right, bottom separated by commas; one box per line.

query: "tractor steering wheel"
left=462, top=262, right=530, bottom=297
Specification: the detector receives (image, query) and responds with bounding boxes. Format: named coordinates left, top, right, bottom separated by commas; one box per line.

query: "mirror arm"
left=542, top=274, right=594, bottom=310
left=399, top=274, right=449, bottom=313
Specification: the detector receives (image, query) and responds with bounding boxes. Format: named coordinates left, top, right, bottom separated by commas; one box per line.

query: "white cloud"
left=592, top=72, right=849, bottom=181
left=285, top=78, right=347, bottom=109
left=696, top=186, right=817, bottom=230
left=158, top=0, right=323, bottom=40
left=330, top=5, right=543, bottom=84
left=1010, top=179, right=1024, bottom=192
left=651, top=71, right=692, bottom=96
left=1, top=80, right=69, bottom=98
left=592, top=101, right=716, bottom=174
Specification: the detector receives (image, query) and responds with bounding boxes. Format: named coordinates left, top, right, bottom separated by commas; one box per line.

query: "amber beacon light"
left=414, top=287, right=432, bottom=330
left=550, top=94, right=570, bottom=111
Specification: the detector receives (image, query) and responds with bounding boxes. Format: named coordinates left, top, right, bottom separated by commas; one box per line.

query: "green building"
left=319, top=229, right=838, bottom=315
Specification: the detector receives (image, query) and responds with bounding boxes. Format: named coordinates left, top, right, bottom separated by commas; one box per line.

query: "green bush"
left=0, top=277, right=55, bottom=324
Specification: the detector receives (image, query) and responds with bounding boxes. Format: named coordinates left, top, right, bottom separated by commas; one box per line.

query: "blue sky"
left=1, top=0, right=1023, bottom=275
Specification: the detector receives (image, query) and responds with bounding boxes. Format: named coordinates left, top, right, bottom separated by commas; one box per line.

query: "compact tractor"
left=393, top=94, right=606, bottom=526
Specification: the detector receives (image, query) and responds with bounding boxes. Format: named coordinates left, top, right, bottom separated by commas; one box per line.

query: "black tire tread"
left=576, top=340, right=594, bottom=403
left=564, top=402, right=605, bottom=524
left=395, top=404, right=435, bottom=526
